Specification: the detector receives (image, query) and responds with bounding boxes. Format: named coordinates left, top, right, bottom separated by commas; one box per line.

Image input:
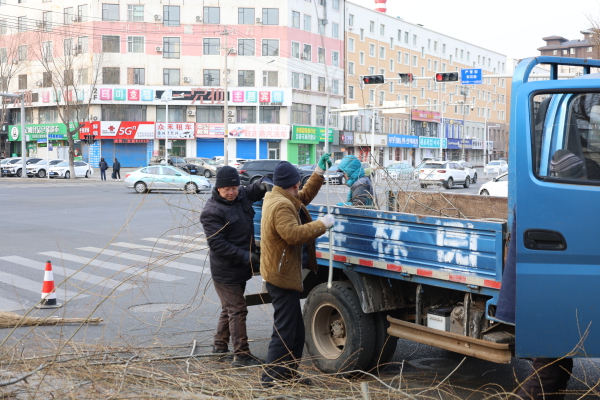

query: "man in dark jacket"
left=99, top=158, right=108, bottom=181
left=112, top=158, right=121, bottom=181
left=200, top=166, right=269, bottom=367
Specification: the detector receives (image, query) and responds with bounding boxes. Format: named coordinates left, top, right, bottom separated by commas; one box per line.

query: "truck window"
left=532, top=92, right=600, bottom=183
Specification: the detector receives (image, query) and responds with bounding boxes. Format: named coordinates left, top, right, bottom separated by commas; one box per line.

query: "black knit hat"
left=215, top=166, right=240, bottom=188
left=273, top=161, right=301, bottom=189
left=549, top=149, right=585, bottom=179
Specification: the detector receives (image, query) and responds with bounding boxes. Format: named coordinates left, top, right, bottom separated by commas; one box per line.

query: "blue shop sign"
left=418, top=136, right=447, bottom=149
left=447, top=138, right=462, bottom=149
left=388, top=134, right=419, bottom=148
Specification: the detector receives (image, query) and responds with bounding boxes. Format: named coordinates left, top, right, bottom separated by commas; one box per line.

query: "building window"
left=128, top=5, right=144, bottom=22
left=292, top=11, right=300, bottom=28
left=570, top=48, right=575, bottom=55
left=196, top=106, right=223, bottom=123
left=18, top=74, right=27, bottom=90
left=64, top=7, right=74, bottom=25
left=238, top=39, right=255, bottom=56
left=18, top=16, right=27, bottom=32
left=412, top=55, right=417, bottom=67
left=203, top=6, right=220, bottom=24
left=156, top=106, right=185, bottom=122
left=348, top=14, right=354, bottom=26
left=369, top=43, right=375, bottom=57
left=236, top=106, right=256, bottom=123
left=332, top=0, right=340, bottom=10
left=263, top=71, right=278, bottom=86
left=332, top=22, right=339, bottom=38
left=163, top=69, right=180, bottom=85
left=78, top=68, right=88, bottom=85
left=103, top=67, right=120, bottom=84
left=102, top=105, right=147, bottom=121
left=332, top=51, right=339, bottom=67
left=317, top=47, right=324, bottom=63
left=291, top=103, right=311, bottom=124
left=302, top=44, right=312, bottom=61
left=348, top=61, right=354, bottom=75
left=42, top=12, right=52, bottom=32
left=588, top=46, right=593, bottom=53
left=380, top=46, right=385, bottom=59
left=359, top=52, right=364, bottom=65
left=302, top=74, right=311, bottom=90
left=238, top=70, right=255, bottom=86
left=360, top=28, right=364, bottom=41
left=369, top=21, right=374, bottom=33
left=348, top=85, right=354, bottom=100
left=316, top=105, right=326, bottom=126
left=203, top=69, right=219, bottom=86
left=127, top=36, right=144, bottom=53
left=102, top=36, right=120, bottom=53
left=78, top=6, right=88, bottom=23
left=404, top=53, right=409, bottom=65
left=260, top=106, right=280, bottom=123
left=163, top=37, right=180, bottom=58
left=292, top=72, right=300, bottom=89
left=0, top=20, right=7, bottom=35
left=64, top=69, right=74, bottom=86
left=263, top=39, right=279, bottom=56
left=102, top=4, right=119, bottom=21
left=128, top=68, right=145, bottom=85
left=18, top=44, right=28, bottom=61
left=380, top=24, right=385, bottom=36
left=304, top=15, right=311, bottom=31
left=413, top=34, right=417, bottom=45
left=348, top=37, right=355, bottom=52
left=318, top=77, right=325, bottom=92
left=562, top=49, right=568, bottom=55
left=318, top=19, right=326, bottom=34
left=203, top=38, right=220, bottom=55
left=239, top=8, right=255, bottom=24
left=64, top=38, right=74, bottom=57
left=331, top=79, right=339, bottom=95
left=262, top=8, right=279, bottom=25
left=292, top=42, right=300, bottom=58
left=78, top=36, right=88, bottom=53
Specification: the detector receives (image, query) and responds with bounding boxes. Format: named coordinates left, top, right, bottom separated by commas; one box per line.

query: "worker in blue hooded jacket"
left=336, top=155, right=376, bottom=208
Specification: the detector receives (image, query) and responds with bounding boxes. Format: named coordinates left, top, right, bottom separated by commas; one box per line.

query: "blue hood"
left=338, top=155, right=364, bottom=187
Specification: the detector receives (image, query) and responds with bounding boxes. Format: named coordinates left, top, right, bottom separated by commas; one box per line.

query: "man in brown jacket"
left=260, top=156, right=334, bottom=387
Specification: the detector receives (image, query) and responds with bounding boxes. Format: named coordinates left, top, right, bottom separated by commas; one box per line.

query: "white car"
left=26, top=159, right=65, bottom=178
left=484, top=160, right=508, bottom=177
left=48, top=161, right=94, bottom=179
left=418, top=161, right=472, bottom=189
left=2, top=157, right=43, bottom=177
left=456, top=160, right=478, bottom=183
left=479, top=172, right=508, bottom=197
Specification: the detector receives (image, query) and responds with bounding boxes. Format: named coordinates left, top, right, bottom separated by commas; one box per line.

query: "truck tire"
left=303, top=282, right=375, bottom=374
left=365, top=311, right=399, bottom=373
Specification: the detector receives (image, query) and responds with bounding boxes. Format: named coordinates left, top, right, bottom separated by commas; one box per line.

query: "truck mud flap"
left=387, top=316, right=513, bottom=364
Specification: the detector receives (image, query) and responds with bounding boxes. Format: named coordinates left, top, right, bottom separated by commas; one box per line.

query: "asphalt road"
left=0, top=176, right=597, bottom=397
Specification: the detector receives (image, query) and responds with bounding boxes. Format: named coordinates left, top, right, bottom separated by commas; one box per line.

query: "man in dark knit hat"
left=260, top=154, right=335, bottom=387
left=200, top=165, right=270, bottom=367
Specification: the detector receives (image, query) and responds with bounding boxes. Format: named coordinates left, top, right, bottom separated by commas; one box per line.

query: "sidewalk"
left=0, top=167, right=141, bottom=183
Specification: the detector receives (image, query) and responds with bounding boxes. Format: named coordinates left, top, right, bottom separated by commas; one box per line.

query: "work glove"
left=259, top=177, right=274, bottom=192
left=318, top=214, right=335, bottom=229
left=315, top=153, right=333, bottom=175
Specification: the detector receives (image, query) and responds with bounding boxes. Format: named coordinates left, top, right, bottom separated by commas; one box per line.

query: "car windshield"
left=55, top=162, right=69, bottom=167
left=423, top=163, right=444, bottom=168
left=50, top=160, right=63, bottom=165
left=8, top=159, right=21, bottom=164
left=489, top=161, right=501, bottom=166
left=35, top=160, right=48, bottom=165
left=389, top=163, right=406, bottom=169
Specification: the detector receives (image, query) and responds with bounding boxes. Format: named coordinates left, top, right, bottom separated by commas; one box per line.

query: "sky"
left=353, top=0, right=600, bottom=59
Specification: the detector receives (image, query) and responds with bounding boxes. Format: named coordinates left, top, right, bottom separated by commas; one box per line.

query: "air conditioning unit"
left=36, top=81, right=42, bottom=86
left=155, top=46, right=163, bottom=52
left=12, top=60, right=18, bottom=65
left=187, top=109, right=195, bottom=116
left=154, top=14, right=161, bottom=20
left=301, top=52, right=308, bottom=60
left=196, top=16, right=202, bottom=22
left=256, top=18, right=262, bottom=24
left=183, top=76, right=191, bottom=82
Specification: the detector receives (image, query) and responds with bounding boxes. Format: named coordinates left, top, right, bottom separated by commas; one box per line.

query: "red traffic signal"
left=362, top=75, right=385, bottom=85
left=435, top=72, right=459, bottom=82
left=398, top=73, right=413, bottom=83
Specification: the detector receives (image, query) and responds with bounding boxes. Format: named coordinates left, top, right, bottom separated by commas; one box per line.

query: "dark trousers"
left=212, top=281, right=249, bottom=354
left=516, top=358, right=573, bottom=400
left=100, top=170, right=106, bottom=180
left=114, top=170, right=120, bottom=179
left=261, top=282, right=304, bottom=382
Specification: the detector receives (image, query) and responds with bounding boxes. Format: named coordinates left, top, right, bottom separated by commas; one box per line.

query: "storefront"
left=155, top=122, right=195, bottom=158
left=8, top=123, right=81, bottom=159
left=338, top=131, right=354, bottom=162
left=387, top=134, right=419, bottom=166
left=411, top=109, right=441, bottom=164
left=418, top=136, right=447, bottom=164
left=353, top=131, right=388, bottom=166
left=288, top=126, right=333, bottom=165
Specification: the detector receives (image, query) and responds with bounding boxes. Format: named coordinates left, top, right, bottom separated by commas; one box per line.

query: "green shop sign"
left=291, top=126, right=334, bottom=143
left=8, top=123, right=80, bottom=141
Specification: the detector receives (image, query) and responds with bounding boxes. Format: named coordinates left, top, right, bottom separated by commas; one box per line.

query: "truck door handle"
left=523, top=229, right=567, bottom=251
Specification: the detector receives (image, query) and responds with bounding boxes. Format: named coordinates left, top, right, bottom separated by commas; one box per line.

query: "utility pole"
left=221, top=26, right=231, bottom=165
left=460, top=86, right=468, bottom=160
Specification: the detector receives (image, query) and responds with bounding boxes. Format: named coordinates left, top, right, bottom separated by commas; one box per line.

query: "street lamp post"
left=439, top=92, right=456, bottom=161
left=484, top=98, right=499, bottom=165
left=369, top=83, right=384, bottom=170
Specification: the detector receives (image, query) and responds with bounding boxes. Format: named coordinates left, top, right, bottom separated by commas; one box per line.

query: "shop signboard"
left=81, top=121, right=155, bottom=140
left=462, top=139, right=473, bottom=150
left=156, top=123, right=196, bottom=139
left=418, top=136, right=447, bottom=149
left=411, top=109, right=441, bottom=123
left=472, top=139, right=483, bottom=149
left=8, top=123, right=80, bottom=141
left=291, top=126, right=334, bottom=143
left=387, top=134, right=419, bottom=148
left=447, top=138, right=462, bottom=149
left=340, top=131, right=354, bottom=145
left=195, top=124, right=289, bottom=139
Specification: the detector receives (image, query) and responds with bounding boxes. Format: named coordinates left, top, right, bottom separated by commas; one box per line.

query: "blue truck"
left=248, top=57, right=600, bottom=374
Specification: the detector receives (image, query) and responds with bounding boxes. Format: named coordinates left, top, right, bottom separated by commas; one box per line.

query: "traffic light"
left=398, top=73, right=413, bottom=83
left=362, top=75, right=385, bottom=85
left=435, top=72, right=459, bottom=82
left=84, top=134, right=95, bottom=145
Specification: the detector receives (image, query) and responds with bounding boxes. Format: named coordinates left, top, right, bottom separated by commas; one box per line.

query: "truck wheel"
left=303, top=282, right=375, bottom=374
left=365, top=311, right=398, bottom=374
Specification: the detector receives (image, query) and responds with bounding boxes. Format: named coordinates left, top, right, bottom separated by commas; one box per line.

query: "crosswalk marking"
left=0, top=298, right=29, bottom=312
left=0, top=271, right=87, bottom=302
left=169, top=234, right=206, bottom=242
left=40, top=251, right=183, bottom=282
left=141, top=237, right=209, bottom=250
left=76, top=247, right=208, bottom=274
left=0, top=256, right=134, bottom=292
left=110, top=242, right=208, bottom=261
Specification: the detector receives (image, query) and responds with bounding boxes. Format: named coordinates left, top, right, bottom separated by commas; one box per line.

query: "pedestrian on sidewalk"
left=200, top=166, right=271, bottom=368
left=260, top=155, right=334, bottom=387
left=99, top=158, right=108, bottom=181
left=112, top=158, right=121, bottom=181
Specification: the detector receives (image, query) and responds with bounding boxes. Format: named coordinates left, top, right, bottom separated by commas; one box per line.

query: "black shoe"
left=231, top=354, right=265, bottom=368
left=211, top=346, right=233, bottom=361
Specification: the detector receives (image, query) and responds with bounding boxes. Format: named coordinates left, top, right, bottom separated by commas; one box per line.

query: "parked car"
left=184, top=157, right=218, bottom=178
left=418, top=161, right=471, bottom=189
left=239, top=159, right=312, bottom=187
left=385, top=163, right=415, bottom=180
left=0, top=158, right=16, bottom=177
left=149, top=155, right=201, bottom=175
left=124, top=165, right=211, bottom=194
left=484, top=160, right=508, bottom=176
left=479, top=172, right=508, bottom=197
left=2, top=157, right=42, bottom=177
left=26, top=159, right=65, bottom=178
left=48, top=161, right=93, bottom=179
left=298, top=164, right=317, bottom=172
left=211, top=156, right=248, bottom=168
left=456, top=160, right=478, bottom=183
left=324, top=165, right=345, bottom=185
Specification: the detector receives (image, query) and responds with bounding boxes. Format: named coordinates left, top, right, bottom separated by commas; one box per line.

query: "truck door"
left=514, top=82, right=600, bottom=358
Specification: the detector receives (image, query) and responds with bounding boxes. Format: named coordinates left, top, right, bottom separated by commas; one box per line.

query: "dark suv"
left=239, top=160, right=312, bottom=187
left=149, top=155, right=199, bottom=175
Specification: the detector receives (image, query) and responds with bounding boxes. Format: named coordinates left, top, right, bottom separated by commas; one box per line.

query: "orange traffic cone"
left=36, top=261, right=62, bottom=309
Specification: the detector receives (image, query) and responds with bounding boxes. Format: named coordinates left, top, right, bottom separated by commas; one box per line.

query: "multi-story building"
left=0, top=0, right=344, bottom=166
left=343, top=1, right=509, bottom=166
left=538, top=30, right=598, bottom=74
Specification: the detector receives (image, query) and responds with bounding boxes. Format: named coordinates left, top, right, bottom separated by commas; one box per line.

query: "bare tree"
left=30, top=22, right=103, bottom=178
